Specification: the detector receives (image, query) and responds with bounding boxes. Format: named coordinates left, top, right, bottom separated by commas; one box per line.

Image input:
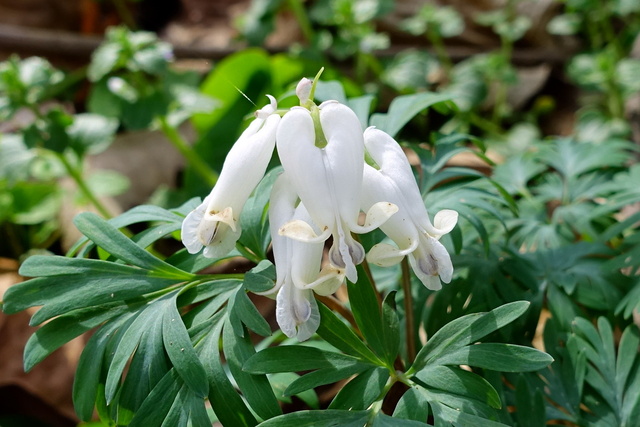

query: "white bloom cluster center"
left=181, top=75, right=458, bottom=341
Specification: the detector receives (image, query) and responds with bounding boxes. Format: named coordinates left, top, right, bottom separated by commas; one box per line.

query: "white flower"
left=181, top=96, right=280, bottom=258
left=275, top=101, right=398, bottom=282
left=360, top=127, right=458, bottom=290
left=264, top=173, right=345, bottom=341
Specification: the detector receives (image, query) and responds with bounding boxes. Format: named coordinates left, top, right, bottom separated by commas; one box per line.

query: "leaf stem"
left=56, top=152, right=113, bottom=219
left=316, top=295, right=360, bottom=336
left=401, top=258, right=416, bottom=362
left=157, top=116, right=218, bottom=187
left=110, top=0, right=137, bottom=29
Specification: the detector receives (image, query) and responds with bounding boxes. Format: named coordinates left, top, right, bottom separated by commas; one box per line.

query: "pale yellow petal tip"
left=205, top=206, right=237, bottom=232
left=366, top=243, right=405, bottom=267
left=279, top=220, right=331, bottom=243
left=356, top=201, right=398, bottom=233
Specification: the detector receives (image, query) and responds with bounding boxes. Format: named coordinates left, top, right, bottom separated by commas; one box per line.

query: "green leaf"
left=315, top=302, right=381, bottom=365
left=244, top=260, right=276, bottom=293
left=314, top=80, right=348, bottom=104
left=73, top=212, right=193, bottom=280
left=547, top=13, right=582, bottom=35
left=381, top=291, right=400, bottom=366
left=257, top=410, right=370, bottom=427
left=88, top=43, right=121, bottom=81
left=412, top=301, right=530, bottom=373
left=229, top=288, right=272, bottom=337
left=199, top=317, right=257, bottom=427
left=23, top=302, right=133, bottom=371
left=570, top=318, right=640, bottom=425
left=413, top=365, right=501, bottom=409
left=244, top=345, right=368, bottom=374
left=73, top=314, right=133, bottom=421
left=0, top=134, right=34, bottom=183
left=67, top=113, right=118, bottom=155
left=162, top=296, right=209, bottom=398
left=104, top=301, right=164, bottom=403
left=372, top=413, right=432, bottom=426
left=347, top=265, right=386, bottom=363
left=369, top=92, right=454, bottom=138
left=222, top=318, right=281, bottom=420
left=429, top=400, right=509, bottom=427
left=127, top=370, right=183, bottom=427
left=284, top=363, right=372, bottom=396
left=269, top=372, right=319, bottom=409
left=514, top=375, right=546, bottom=427
left=157, top=385, right=192, bottom=427
left=329, top=367, right=389, bottom=410
left=7, top=257, right=177, bottom=325
left=117, top=314, right=170, bottom=425
left=393, top=387, right=430, bottom=421
left=433, top=343, right=553, bottom=372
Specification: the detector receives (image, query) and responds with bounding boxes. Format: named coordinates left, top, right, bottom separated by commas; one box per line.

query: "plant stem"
left=56, top=153, right=113, bottom=219
left=111, top=0, right=137, bottom=29
left=427, top=29, right=453, bottom=74
left=401, top=258, right=416, bottom=362
left=316, top=295, right=361, bottom=335
left=361, top=255, right=383, bottom=307
left=287, top=0, right=315, bottom=44
left=158, top=116, right=218, bottom=188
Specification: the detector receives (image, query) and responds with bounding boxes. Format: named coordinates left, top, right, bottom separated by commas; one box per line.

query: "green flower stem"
left=316, top=295, right=361, bottom=335
left=111, top=0, right=138, bottom=29
left=401, top=258, right=416, bottom=363
left=235, top=243, right=262, bottom=265
left=56, top=152, right=113, bottom=219
left=158, top=116, right=218, bottom=188
left=287, top=0, right=315, bottom=44
left=426, top=29, right=453, bottom=74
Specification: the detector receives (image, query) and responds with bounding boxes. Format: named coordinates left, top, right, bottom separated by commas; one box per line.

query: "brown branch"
left=0, top=23, right=577, bottom=66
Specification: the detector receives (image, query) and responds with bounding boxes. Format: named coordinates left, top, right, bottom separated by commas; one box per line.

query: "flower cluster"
left=181, top=76, right=458, bottom=341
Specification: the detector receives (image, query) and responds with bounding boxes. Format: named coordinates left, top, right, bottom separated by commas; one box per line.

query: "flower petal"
left=409, top=234, right=454, bottom=289
left=181, top=198, right=208, bottom=254
left=276, top=107, right=334, bottom=229
left=207, top=113, right=280, bottom=213
left=433, top=209, right=459, bottom=236
left=279, top=220, right=331, bottom=243
left=275, top=282, right=319, bottom=341
left=354, top=201, right=398, bottom=233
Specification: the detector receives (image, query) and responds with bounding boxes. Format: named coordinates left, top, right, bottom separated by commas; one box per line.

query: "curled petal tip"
left=279, top=220, right=331, bottom=243
left=204, top=206, right=236, bottom=232
left=255, top=95, right=277, bottom=119
left=366, top=243, right=405, bottom=267
left=433, top=209, right=458, bottom=235
left=362, top=202, right=398, bottom=232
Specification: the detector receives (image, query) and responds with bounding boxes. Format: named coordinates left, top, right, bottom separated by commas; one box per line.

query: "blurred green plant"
left=0, top=56, right=121, bottom=256
left=549, top=0, right=640, bottom=140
